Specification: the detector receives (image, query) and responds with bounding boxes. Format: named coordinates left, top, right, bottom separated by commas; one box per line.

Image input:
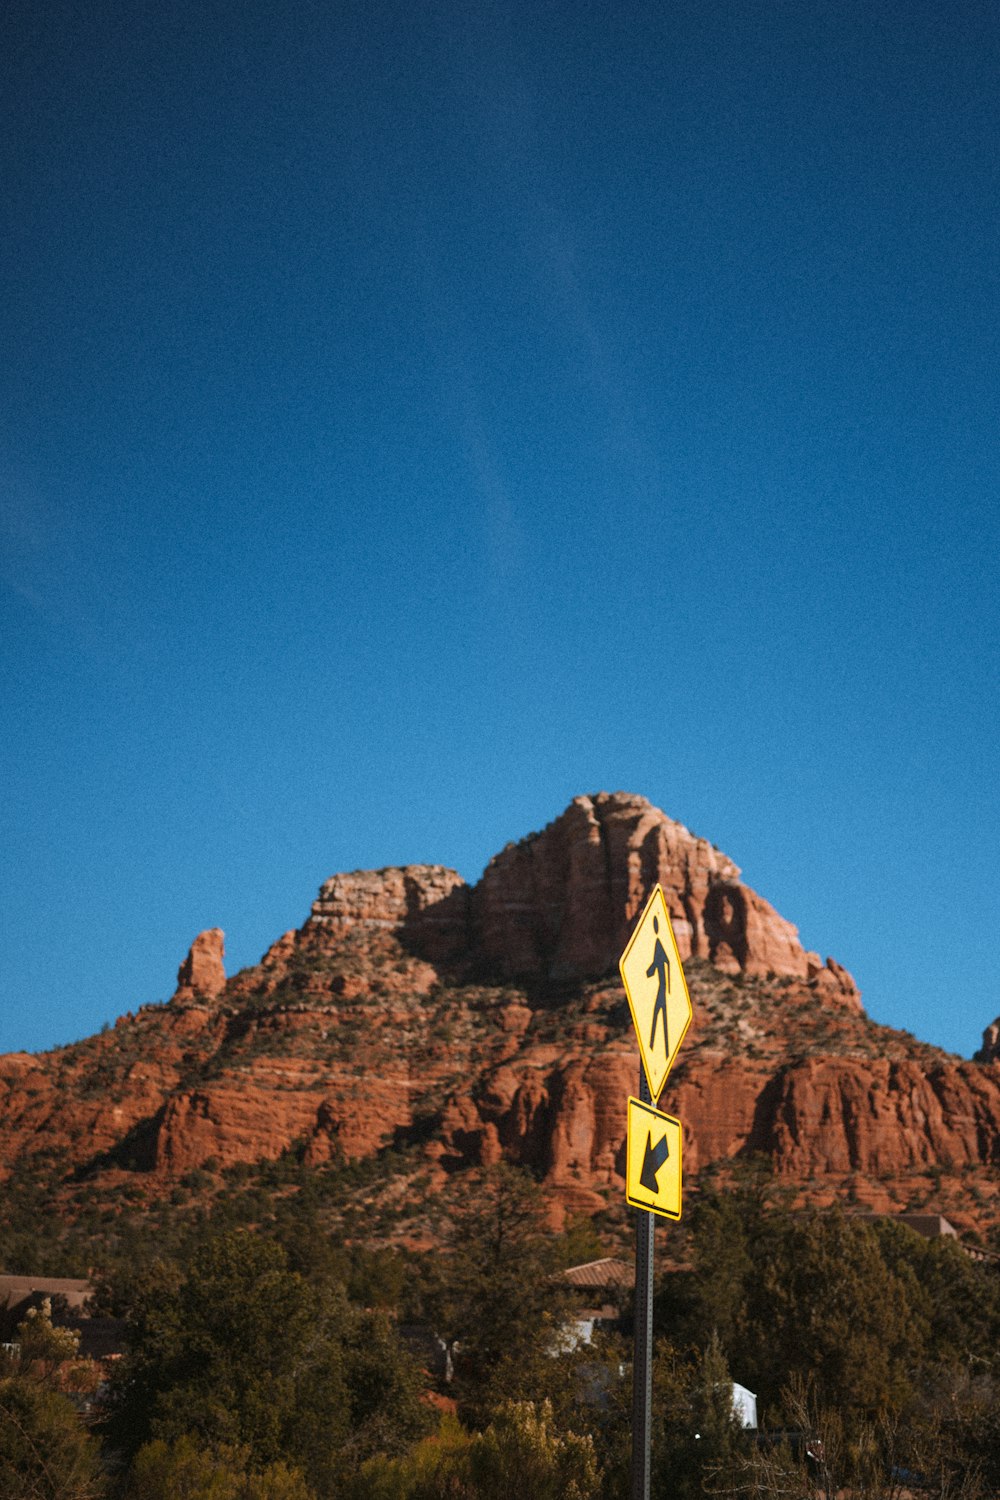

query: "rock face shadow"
left=71, top=1110, right=162, bottom=1179
left=703, top=884, right=749, bottom=971
left=398, top=879, right=472, bottom=967
left=743, top=1070, right=788, bottom=1157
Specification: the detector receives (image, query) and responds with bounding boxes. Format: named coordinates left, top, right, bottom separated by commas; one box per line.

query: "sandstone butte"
left=2, top=792, right=1000, bottom=1240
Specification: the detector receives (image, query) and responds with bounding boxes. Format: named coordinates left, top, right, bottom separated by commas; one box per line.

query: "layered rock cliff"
left=472, top=792, right=826, bottom=986
left=301, top=792, right=860, bottom=998
left=1, top=793, right=997, bottom=1240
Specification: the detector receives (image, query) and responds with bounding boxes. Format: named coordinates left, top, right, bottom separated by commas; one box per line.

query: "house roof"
left=0, top=1276, right=93, bottom=1313
left=850, top=1212, right=958, bottom=1239
left=893, top=1213, right=958, bottom=1238
left=562, top=1258, right=632, bottom=1290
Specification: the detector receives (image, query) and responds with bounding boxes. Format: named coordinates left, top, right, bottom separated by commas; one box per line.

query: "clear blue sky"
left=2, top=0, right=998, bottom=1059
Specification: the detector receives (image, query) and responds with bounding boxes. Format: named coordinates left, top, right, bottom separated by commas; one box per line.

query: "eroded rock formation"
left=1, top=792, right=997, bottom=1237
left=975, top=1014, right=1000, bottom=1064
left=173, top=928, right=226, bottom=1002
left=471, top=793, right=858, bottom=999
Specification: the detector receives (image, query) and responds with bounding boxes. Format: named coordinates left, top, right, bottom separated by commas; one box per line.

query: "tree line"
left=3, top=1163, right=1000, bottom=1498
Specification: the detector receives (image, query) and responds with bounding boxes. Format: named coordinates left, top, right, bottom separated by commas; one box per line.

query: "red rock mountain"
left=2, top=793, right=998, bottom=1238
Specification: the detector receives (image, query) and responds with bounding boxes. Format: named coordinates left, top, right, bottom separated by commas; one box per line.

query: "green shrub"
left=126, top=1436, right=314, bottom=1499
left=0, top=1376, right=106, bottom=1499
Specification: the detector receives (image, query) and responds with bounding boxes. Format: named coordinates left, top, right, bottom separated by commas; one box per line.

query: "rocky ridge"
left=1, top=793, right=998, bottom=1239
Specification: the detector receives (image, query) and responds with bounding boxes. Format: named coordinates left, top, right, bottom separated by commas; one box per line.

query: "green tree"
left=745, top=1209, right=922, bottom=1412
left=591, top=1334, right=744, bottom=1500
left=107, top=1233, right=327, bottom=1463
left=349, top=1402, right=601, bottom=1500
left=125, top=1436, right=314, bottom=1500
left=646, top=1335, right=744, bottom=1500
left=0, top=1377, right=107, bottom=1500
left=417, top=1165, right=572, bottom=1426
left=106, top=1228, right=429, bottom=1492
left=344, top=1414, right=475, bottom=1500
left=870, top=1218, right=1000, bottom=1372
left=555, top=1214, right=608, bottom=1271
left=670, top=1194, right=926, bottom=1418
left=658, top=1182, right=755, bottom=1358
left=647, top=1180, right=1000, bottom=1494
left=469, top=1399, right=600, bottom=1500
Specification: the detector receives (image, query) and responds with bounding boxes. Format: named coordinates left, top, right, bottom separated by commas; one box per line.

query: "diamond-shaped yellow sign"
left=619, top=884, right=692, bottom=1101
left=626, top=1096, right=683, bottom=1219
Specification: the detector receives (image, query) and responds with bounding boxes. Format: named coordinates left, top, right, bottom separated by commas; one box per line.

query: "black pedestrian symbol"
left=646, top=915, right=670, bottom=1056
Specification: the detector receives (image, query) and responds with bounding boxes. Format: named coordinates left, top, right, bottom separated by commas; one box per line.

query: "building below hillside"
left=849, top=1212, right=1000, bottom=1266
left=0, top=1275, right=91, bottom=1333
left=0, top=1274, right=126, bottom=1359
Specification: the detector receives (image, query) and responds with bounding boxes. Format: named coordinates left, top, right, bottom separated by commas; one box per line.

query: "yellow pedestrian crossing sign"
left=626, top=1096, right=683, bottom=1219
left=619, top=884, right=692, bottom=1101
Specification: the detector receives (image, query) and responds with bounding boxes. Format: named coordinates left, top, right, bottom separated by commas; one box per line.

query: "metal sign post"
left=631, top=1066, right=654, bottom=1500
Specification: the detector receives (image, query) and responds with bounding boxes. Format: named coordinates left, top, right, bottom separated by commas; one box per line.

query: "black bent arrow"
left=640, top=1129, right=669, bottom=1194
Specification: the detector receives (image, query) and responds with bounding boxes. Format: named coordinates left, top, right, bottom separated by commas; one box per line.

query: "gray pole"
left=631, top=1066, right=654, bottom=1500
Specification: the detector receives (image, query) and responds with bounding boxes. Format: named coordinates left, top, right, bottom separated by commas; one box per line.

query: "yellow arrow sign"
left=619, top=884, right=692, bottom=1101
left=626, top=1096, right=683, bottom=1219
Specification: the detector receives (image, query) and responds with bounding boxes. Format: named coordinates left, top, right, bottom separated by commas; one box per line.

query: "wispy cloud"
left=0, top=453, right=104, bottom=656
